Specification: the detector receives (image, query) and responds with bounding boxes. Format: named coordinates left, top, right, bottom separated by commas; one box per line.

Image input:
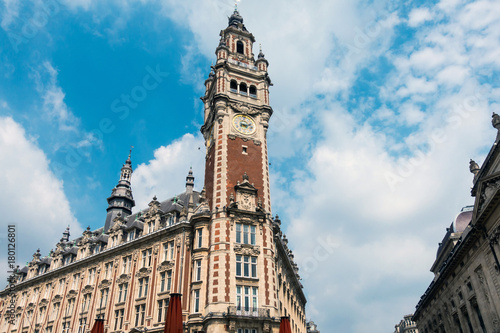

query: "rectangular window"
left=195, top=260, right=202, bottom=281
left=122, top=256, right=132, bottom=273
left=118, top=283, right=128, bottom=303
left=72, top=273, right=80, bottom=289
left=88, top=268, right=96, bottom=284
left=59, top=279, right=65, bottom=294
left=66, top=298, right=75, bottom=315
left=62, top=321, right=70, bottom=333
left=78, top=317, right=87, bottom=333
left=114, top=309, right=124, bottom=330
left=236, top=223, right=256, bottom=245
left=236, top=255, right=257, bottom=278
left=128, top=229, right=135, bottom=241
left=160, top=272, right=166, bottom=292
left=157, top=299, right=169, bottom=322
left=193, top=289, right=200, bottom=312
left=142, top=248, right=152, bottom=267
left=163, top=243, right=169, bottom=261
left=237, top=329, right=257, bottom=333
left=169, top=241, right=175, bottom=260
left=51, top=303, right=60, bottom=320
left=45, top=283, right=52, bottom=298
left=99, top=289, right=109, bottom=308
left=197, top=229, right=203, bottom=248
left=236, top=286, right=258, bottom=312
left=138, top=277, right=149, bottom=298
left=167, top=270, right=172, bottom=292
left=104, top=262, right=113, bottom=279
left=81, top=294, right=91, bottom=312
left=135, top=304, right=146, bottom=326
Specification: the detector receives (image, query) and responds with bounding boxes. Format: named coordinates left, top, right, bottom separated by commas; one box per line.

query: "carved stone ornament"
left=234, top=244, right=261, bottom=256
left=66, top=290, right=78, bottom=299
left=263, top=323, right=270, bottom=333
left=116, top=274, right=131, bottom=284
left=98, top=279, right=112, bottom=290
left=230, top=102, right=259, bottom=115
left=135, top=267, right=152, bottom=278
left=52, top=295, right=62, bottom=303
left=82, top=285, right=94, bottom=295
left=39, top=299, right=49, bottom=307
left=157, top=260, right=175, bottom=273
left=229, top=320, right=236, bottom=332
left=479, top=178, right=500, bottom=212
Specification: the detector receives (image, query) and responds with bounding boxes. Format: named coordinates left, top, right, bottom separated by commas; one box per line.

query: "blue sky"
left=1, top=0, right=500, bottom=332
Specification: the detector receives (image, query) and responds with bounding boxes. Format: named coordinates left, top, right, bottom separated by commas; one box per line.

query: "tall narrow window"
left=72, top=274, right=80, bottom=289
left=195, top=260, right=202, bottom=281
left=118, top=283, right=128, bottom=303
left=138, top=277, right=149, bottom=298
left=230, top=80, right=238, bottom=93
left=104, top=262, right=113, bottom=279
left=249, top=85, right=257, bottom=98
left=169, top=241, right=175, bottom=260
left=78, top=318, right=87, bottom=333
left=193, top=290, right=200, bottom=312
left=197, top=229, right=203, bottom=248
left=239, top=83, right=248, bottom=96
left=99, top=289, right=109, bottom=308
left=236, top=41, right=244, bottom=54
left=160, top=272, right=166, bottom=292
left=141, top=248, right=152, bottom=267
left=473, top=303, right=487, bottom=333
left=166, top=270, right=172, bottom=292
left=88, top=268, right=96, bottom=284
left=122, top=256, right=132, bottom=273
left=114, top=309, right=124, bottom=330
left=158, top=299, right=169, bottom=322
left=135, top=304, right=146, bottom=326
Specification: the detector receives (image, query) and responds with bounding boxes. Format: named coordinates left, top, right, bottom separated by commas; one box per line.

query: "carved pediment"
left=66, top=290, right=77, bottom=299
left=135, top=267, right=152, bottom=278
left=230, top=102, right=259, bottom=115
left=39, top=299, right=49, bottom=307
left=234, top=244, right=260, bottom=256
left=98, top=279, right=112, bottom=289
left=478, top=176, right=500, bottom=214
left=116, top=274, right=131, bottom=284
left=82, top=285, right=94, bottom=294
left=52, top=294, right=62, bottom=303
left=157, top=260, right=175, bottom=273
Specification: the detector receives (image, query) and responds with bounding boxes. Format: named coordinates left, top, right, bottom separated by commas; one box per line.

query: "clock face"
left=233, top=114, right=256, bottom=135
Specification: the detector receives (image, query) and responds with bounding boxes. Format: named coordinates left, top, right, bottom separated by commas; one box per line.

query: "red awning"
left=164, top=293, right=183, bottom=333
left=279, top=316, right=292, bottom=333
left=90, top=318, right=104, bottom=333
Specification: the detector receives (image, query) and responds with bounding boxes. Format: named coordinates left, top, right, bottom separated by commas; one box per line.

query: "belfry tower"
left=188, top=6, right=307, bottom=333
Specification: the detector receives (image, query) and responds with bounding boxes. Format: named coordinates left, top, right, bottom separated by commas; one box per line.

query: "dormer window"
left=239, top=83, right=247, bottom=96
left=249, top=85, right=257, bottom=98
left=128, top=229, right=136, bottom=241
left=230, top=80, right=238, bottom=93
left=236, top=41, right=244, bottom=54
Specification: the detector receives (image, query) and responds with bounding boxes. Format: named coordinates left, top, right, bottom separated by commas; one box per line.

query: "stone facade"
left=0, top=9, right=311, bottom=333
left=413, top=113, right=500, bottom=333
left=394, top=314, right=418, bottom=333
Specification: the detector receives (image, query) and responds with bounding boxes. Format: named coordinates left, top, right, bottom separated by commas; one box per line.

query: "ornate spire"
left=105, top=149, right=136, bottom=232
left=186, top=167, right=195, bottom=192
left=61, top=225, right=70, bottom=242
left=228, top=5, right=245, bottom=29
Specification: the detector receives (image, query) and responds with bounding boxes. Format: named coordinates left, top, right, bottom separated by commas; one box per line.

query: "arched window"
left=239, top=83, right=247, bottom=95
left=236, top=41, right=244, bottom=54
left=249, top=85, right=257, bottom=98
left=230, top=80, right=238, bottom=93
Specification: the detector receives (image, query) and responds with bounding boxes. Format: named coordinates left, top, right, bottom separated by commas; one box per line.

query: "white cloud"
left=0, top=116, right=82, bottom=287
left=131, top=133, right=205, bottom=210
left=408, top=7, right=433, bottom=27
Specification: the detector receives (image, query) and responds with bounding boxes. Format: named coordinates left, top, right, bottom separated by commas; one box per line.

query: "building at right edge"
left=413, top=113, right=500, bottom=333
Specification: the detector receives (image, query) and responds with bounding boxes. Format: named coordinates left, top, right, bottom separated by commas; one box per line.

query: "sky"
left=1, top=0, right=500, bottom=332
